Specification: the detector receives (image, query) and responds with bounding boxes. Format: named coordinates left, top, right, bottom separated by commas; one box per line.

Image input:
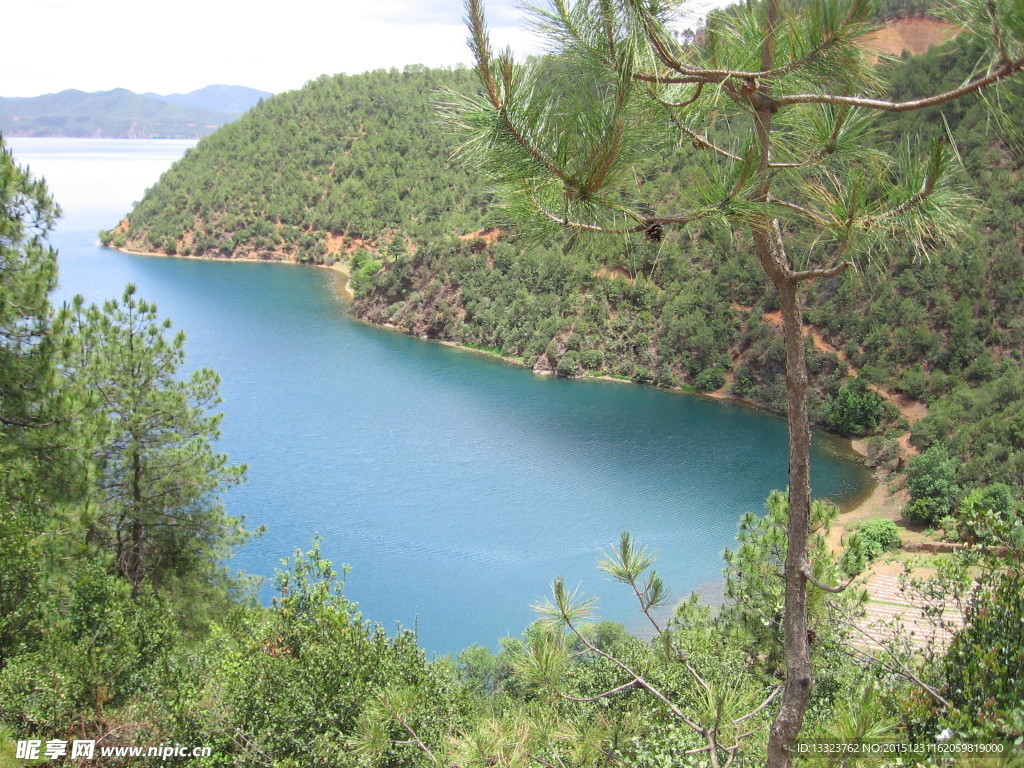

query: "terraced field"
left=853, top=573, right=966, bottom=653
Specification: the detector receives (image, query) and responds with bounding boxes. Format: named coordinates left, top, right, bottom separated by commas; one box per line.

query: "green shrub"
left=856, top=519, right=902, bottom=553
left=938, top=515, right=960, bottom=541
left=906, top=445, right=960, bottom=525
left=580, top=349, right=604, bottom=370
left=895, top=364, right=928, bottom=401
left=632, top=365, right=653, bottom=384
left=839, top=521, right=900, bottom=574
left=351, top=257, right=383, bottom=294
left=960, top=483, right=1015, bottom=520
left=556, top=351, right=582, bottom=378
left=824, top=379, right=888, bottom=436
left=944, top=568, right=1024, bottom=743
left=694, top=366, right=726, bottom=391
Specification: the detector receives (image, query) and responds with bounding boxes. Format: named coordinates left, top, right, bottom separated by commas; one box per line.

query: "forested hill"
left=0, top=88, right=250, bottom=139
left=104, top=66, right=490, bottom=263
left=112, top=46, right=1024, bottom=495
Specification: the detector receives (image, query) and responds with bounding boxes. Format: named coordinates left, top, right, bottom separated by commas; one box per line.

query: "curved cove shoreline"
left=107, top=244, right=891, bottom=530
left=110, top=245, right=355, bottom=300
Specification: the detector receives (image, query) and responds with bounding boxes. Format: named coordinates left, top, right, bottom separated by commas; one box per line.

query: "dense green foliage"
left=905, top=444, right=961, bottom=524
left=934, top=491, right=1024, bottom=743
left=0, top=89, right=243, bottom=139
left=823, top=380, right=891, bottom=437
left=104, top=67, right=492, bottom=263
left=0, top=147, right=58, bottom=444
left=62, top=286, right=249, bottom=596
left=181, top=545, right=472, bottom=768
left=853, top=519, right=903, bottom=555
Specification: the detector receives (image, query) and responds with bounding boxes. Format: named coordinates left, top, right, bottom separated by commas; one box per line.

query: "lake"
left=7, top=137, right=873, bottom=655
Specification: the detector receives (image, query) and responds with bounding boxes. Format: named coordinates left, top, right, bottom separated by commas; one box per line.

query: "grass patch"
left=881, top=551, right=955, bottom=570
left=463, top=343, right=504, bottom=356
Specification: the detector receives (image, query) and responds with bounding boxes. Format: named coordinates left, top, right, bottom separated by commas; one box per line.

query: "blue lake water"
left=7, top=137, right=873, bottom=654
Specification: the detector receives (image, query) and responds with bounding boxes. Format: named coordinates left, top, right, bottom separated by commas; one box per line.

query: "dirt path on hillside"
left=758, top=309, right=927, bottom=432
left=723, top=308, right=932, bottom=553
left=859, top=16, right=961, bottom=57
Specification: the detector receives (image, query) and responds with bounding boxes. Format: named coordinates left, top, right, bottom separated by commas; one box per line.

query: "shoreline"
left=438, top=337, right=890, bottom=524
left=829, top=438, right=913, bottom=552
left=112, top=243, right=898, bottom=534
left=109, top=245, right=355, bottom=299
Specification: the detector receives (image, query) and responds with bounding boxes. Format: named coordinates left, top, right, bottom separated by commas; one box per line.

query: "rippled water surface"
left=9, top=138, right=873, bottom=654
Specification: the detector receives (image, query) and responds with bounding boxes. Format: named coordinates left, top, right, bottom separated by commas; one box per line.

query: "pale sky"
left=3, top=0, right=724, bottom=98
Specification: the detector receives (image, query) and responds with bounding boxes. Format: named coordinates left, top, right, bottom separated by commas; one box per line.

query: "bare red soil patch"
left=860, top=16, right=961, bottom=57
left=458, top=227, right=501, bottom=246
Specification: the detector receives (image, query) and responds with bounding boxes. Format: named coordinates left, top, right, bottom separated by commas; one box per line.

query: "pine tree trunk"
left=130, top=450, right=144, bottom=597
left=750, top=0, right=816, bottom=746
left=766, top=274, right=814, bottom=768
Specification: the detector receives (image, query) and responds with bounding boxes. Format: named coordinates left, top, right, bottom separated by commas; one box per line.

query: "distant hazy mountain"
left=145, top=84, right=272, bottom=114
left=0, top=85, right=269, bottom=139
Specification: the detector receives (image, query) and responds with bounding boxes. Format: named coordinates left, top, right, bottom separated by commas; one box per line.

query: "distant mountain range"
left=0, top=85, right=273, bottom=139
left=141, top=84, right=273, bottom=114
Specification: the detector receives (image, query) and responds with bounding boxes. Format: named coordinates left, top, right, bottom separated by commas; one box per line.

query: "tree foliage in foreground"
left=0, top=144, right=85, bottom=501
left=197, top=544, right=472, bottom=768
left=5, top=10, right=1024, bottom=761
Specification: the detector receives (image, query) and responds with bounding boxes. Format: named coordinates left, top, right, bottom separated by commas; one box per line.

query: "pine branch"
left=774, top=57, right=1024, bottom=110
left=733, top=684, right=784, bottom=725
left=650, top=82, right=705, bottom=109
left=465, top=0, right=577, bottom=189
left=559, top=680, right=640, bottom=702
left=830, top=603, right=951, bottom=708
left=801, top=565, right=856, bottom=594
left=535, top=208, right=647, bottom=234
left=546, top=579, right=706, bottom=734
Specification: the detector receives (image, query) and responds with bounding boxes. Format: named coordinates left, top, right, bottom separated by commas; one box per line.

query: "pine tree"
left=447, top=0, right=1024, bottom=763
left=62, top=286, right=248, bottom=596
left=0, top=141, right=100, bottom=668
left=0, top=141, right=80, bottom=497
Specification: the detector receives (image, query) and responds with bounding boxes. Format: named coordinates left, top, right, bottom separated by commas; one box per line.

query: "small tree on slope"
left=62, top=286, right=248, bottom=598
left=445, top=0, right=1024, bottom=764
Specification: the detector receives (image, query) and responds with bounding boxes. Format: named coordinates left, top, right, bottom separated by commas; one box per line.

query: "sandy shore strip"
left=110, top=246, right=354, bottom=299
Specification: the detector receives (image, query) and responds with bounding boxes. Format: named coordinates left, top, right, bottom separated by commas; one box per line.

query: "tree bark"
left=130, top=450, right=144, bottom=598
left=765, top=272, right=814, bottom=768
left=750, top=0, right=814, bottom=759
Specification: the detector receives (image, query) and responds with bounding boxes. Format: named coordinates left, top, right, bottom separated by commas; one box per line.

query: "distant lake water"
left=8, top=138, right=873, bottom=654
